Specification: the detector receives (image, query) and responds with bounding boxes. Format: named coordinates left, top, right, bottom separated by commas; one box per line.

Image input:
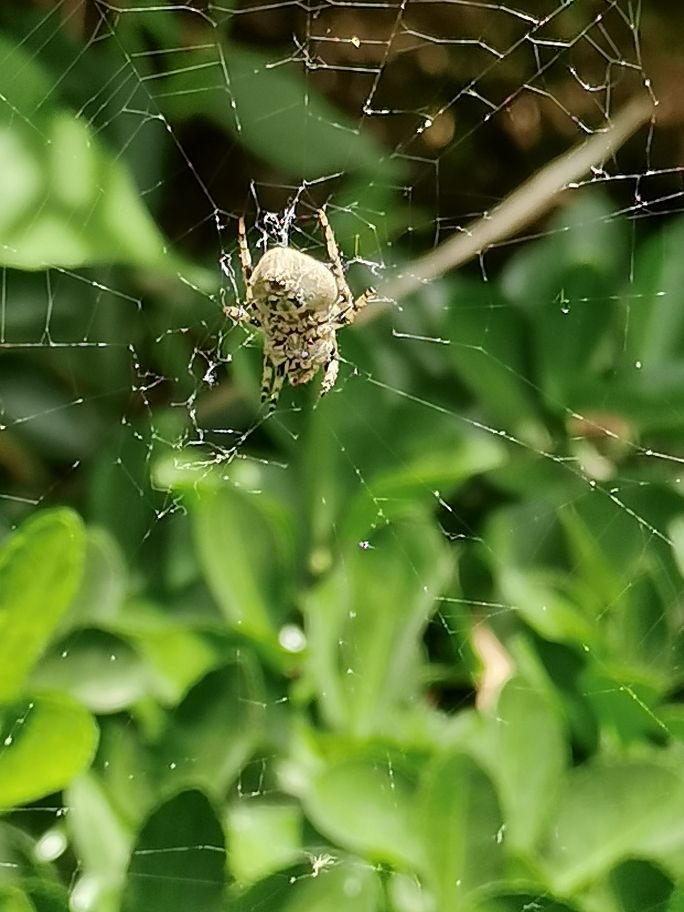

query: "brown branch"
left=365, top=95, right=655, bottom=318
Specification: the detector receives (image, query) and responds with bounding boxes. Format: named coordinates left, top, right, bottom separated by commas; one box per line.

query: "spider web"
left=1, top=0, right=684, bottom=909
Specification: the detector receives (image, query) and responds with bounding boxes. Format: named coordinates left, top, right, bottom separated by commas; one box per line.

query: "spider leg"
left=224, top=217, right=259, bottom=325
left=262, top=359, right=288, bottom=412
left=260, top=353, right=274, bottom=405
left=317, top=210, right=374, bottom=327
left=223, top=302, right=259, bottom=326
left=317, top=209, right=354, bottom=311
left=334, top=286, right=375, bottom=328
left=238, top=216, right=254, bottom=299
left=319, top=341, right=339, bottom=397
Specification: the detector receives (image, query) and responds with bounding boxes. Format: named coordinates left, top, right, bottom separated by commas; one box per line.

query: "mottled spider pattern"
left=223, top=210, right=374, bottom=410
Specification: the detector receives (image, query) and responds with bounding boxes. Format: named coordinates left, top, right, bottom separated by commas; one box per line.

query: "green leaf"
left=66, top=772, right=132, bottom=899
left=558, top=504, right=628, bottom=617
left=624, top=213, right=684, bottom=367
left=340, top=429, right=505, bottom=543
left=303, top=520, right=452, bottom=734
left=0, top=508, right=85, bottom=700
left=228, top=862, right=383, bottom=912
left=499, top=566, right=595, bottom=644
left=443, top=278, right=542, bottom=437
left=302, top=384, right=506, bottom=555
left=280, top=861, right=383, bottom=912
left=481, top=680, right=566, bottom=853
left=0, top=693, right=98, bottom=808
left=31, top=629, right=150, bottom=714
left=541, top=759, right=684, bottom=893
left=416, top=751, right=505, bottom=909
left=303, top=752, right=423, bottom=869
left=0, top=885, right=36, bottom=912
left=227, top=802, right=302, bottom=884
left=667, top=880, right=684, bottom=912
left=92, top=719, right=158, bottom=830
left=468, top=894, right=577, bottom=912
left=154, top=661, right=264, bottom=796
left=190, top=483, right=295, bottom=641
left=578, top=667, right=665, bottom=747
left=0, top=365, right=102, bottom=462
left=0, top=32, right=208, bottom=283
left=121, top=789, right=226, bottom=912
left=578, top=859, right=673, bottom=912
left=501, top=193, right=627, bottom=403
left=484, top=502, right=597, bottom=644
left=67, top=528, right=128, bottom=625
left=154, top=456, right=298, bottom=643
left=117, top=603, right=221, bottom=706
left=158, top=44, right=398, bottom=180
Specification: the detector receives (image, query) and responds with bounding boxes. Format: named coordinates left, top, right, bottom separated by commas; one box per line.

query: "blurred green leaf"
left=624, top=214, right=684, bottom=367
left=0, top=508, right=85, bottom=700
left=155, top=453, right=298, bottom=643
left=0, top=885, right=36, bottom=912
left=499, top=566, right=595, bottom=644
left=340, top=427, right=505, bottom=543
left=190, top=482, right=295, bottom=641
left=121, top=789, right=225, bottom=912
left=301, top=378, right=507, bottom=552
left=502, top=193, right=627, bottom=403
left=0, top=693, right=98, bottom=808
left=578, top=667, right=664, bottom=747
left=304, top=521, right=452, bottom=734
left=0, top=366, right=102, bottom=461
left=417, top=751, right=505, bottom=909
left=667, top=880, right=684, bottom=911
left=227, top=802, right=302, bottom=884
left=280, top=861, right=383, bottom=912
left=67, top=528, right=128, bottom=626
left=469, top=894, right=577, bottom=912
left=158, top=45, right=399, bottom=181
left=541, top=758, right=684, bottom=892
left=303, top=752, right=422, bottom=869
left=443, top=278, right=543, bottom=438
left=578, top=858, right=674, bottom=912
left=0, top=32, right=209, bottom=284
left=117, top=603, right=221, bottom=706
left=479, top=680, right=566, bottom=854
left=93, top=719, right=158, bottom=830
left=31, top=629, right=150, bottom=714
left=0, top=821, right=64, bottom=901
left=153, top=660, right=264, bottom=796
left=66, top=772, right=132, bottom=911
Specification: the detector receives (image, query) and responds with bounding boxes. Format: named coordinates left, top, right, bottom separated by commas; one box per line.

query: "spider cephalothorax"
left=224, top=210, right=374, bottom=410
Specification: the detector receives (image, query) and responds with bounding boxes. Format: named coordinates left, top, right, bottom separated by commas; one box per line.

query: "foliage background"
left=2, top=1, right=684, bottom=911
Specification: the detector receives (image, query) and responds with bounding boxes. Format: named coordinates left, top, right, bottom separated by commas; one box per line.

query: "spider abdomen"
left=251, top=247, right=338, bottom=315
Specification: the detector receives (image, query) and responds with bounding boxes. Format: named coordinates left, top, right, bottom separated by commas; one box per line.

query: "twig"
left=366, top=95, right=654, bottom=317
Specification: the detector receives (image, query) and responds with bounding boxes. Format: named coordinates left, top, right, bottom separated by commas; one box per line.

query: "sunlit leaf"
left=0, top=693, right=98, bottom=808
left=227, top=802, right=302, bottom=884
left=0, top=32, right=208, bottom=283
left=0, top=508, right=85, bottom=700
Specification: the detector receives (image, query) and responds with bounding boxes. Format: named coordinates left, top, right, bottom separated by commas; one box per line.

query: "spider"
left=223, top=210, right=374, bottom=410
